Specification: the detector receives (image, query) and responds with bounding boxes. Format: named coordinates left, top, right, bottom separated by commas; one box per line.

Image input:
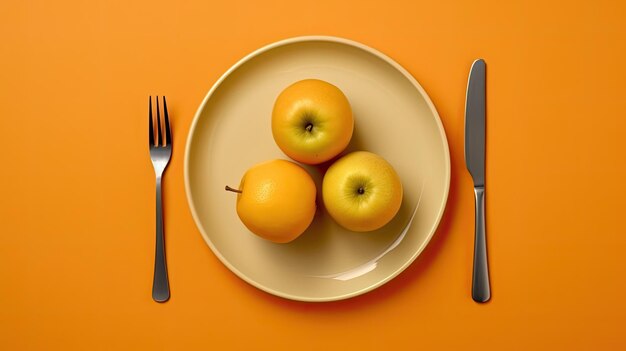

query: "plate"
left=184, top=36, right=450, bottom=301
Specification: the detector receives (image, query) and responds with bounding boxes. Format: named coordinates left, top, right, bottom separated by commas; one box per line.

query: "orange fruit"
left=226, top=159, right=316, bottom=243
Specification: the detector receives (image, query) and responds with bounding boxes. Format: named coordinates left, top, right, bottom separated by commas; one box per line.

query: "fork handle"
left=472, top=187, right=490, bottom=302
left=152, top=177, right=170, bottom=302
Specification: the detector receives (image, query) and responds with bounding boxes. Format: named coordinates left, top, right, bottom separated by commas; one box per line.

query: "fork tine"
left=162, top=96, right=171, bottom=146
left=149, top=96, right=154, bottom=146
left=156, top=95, right=162, bottom=146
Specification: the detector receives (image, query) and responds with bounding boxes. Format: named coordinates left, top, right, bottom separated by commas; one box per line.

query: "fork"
left=149, top=96, right=171, bottom=302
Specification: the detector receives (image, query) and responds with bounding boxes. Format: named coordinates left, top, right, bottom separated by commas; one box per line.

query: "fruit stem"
left=225, top=185, right=242, bottom=194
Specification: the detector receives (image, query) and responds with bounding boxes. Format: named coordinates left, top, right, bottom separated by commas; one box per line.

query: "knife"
left=465, top=59, right=490, bottom=303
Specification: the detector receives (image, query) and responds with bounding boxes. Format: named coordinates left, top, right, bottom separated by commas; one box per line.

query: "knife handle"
left=472, top=187, right=491, bottom=302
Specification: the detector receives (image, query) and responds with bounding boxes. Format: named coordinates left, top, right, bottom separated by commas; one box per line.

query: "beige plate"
left=184, top=36, right=450, bottom=302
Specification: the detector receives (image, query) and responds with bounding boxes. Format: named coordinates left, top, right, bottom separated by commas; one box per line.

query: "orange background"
left=1, top=0, right=625, bottom=349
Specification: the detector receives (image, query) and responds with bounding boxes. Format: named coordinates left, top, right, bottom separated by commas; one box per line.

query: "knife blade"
left=465, top=59, right=486, bottom=186
left=465, top=58, right=490, bottom=303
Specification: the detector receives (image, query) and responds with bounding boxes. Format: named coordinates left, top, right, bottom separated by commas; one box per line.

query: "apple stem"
left=305, top=123, right=313, bottom=132
left=225, top=185, right=242, bottom=194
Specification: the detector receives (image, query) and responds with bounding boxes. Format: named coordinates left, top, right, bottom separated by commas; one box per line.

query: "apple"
left=272, top=79, right=354, bottom=165
left=322, top=151, right=403, bottom=232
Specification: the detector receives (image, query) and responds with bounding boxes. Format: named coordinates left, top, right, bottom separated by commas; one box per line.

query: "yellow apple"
left=272, top=79, right=354, bottom=165
left=322, top=151, right=403, bottom=232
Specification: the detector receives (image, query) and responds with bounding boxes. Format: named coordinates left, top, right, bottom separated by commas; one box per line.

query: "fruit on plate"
left=322, top=151, right=403, bottom=232
left=272, top=79, right=354, bottom=164
left=225, top=159, right=316, bottom=243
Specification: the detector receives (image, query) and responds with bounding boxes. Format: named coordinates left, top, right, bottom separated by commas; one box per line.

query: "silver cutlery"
left=465, top=59, right=490, bottom=303
left=149, top=96, right=172, bottom=302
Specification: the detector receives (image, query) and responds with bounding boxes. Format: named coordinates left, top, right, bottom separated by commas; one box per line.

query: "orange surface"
left=1, top=0, right=625, bottom=349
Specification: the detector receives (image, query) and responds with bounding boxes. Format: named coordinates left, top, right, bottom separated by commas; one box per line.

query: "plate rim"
left=184, top=35, right=451, bottom=302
